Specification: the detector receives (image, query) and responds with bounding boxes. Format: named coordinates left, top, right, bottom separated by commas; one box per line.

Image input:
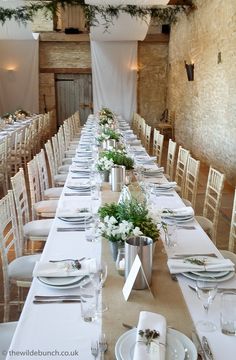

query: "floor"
left=0, top=139, right=235, bottom=323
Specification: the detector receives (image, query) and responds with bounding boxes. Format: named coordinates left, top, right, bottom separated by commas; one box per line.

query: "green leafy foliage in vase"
left=98, top=198, right=159, bottom=243
left=101, top=149, right=134, bottom=170
left=97, top=128, right=120, bottom=142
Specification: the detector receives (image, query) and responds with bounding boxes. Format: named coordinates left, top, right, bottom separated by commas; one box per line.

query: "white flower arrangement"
left=96, top=156, right=114, bottom=172
left=98, top=215, right=143, bottom=243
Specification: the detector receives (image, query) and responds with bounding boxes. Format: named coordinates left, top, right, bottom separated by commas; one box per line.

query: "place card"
left=122, top=255, right=153, bottom=301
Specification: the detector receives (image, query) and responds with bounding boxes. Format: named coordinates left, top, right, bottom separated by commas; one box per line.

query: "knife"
left=170, top=253, right=218, bottom=258
left=57, top=227, right=85, bottom=232
left=202, top=336, right=214, bottom=360
left=34, top=294, right=92, bottom=300
left=33, top=299, right=82, bottom=304
left=155, top=193, right=174, bottom=197
left=191, top=331, right=207, bottom=360
left=189, top=285, right=236, bottom=293
left=64, top=193, right=91, bottom=197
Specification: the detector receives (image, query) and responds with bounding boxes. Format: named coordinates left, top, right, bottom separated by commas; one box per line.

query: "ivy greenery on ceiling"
left=0, top=1, right=194, bottom=29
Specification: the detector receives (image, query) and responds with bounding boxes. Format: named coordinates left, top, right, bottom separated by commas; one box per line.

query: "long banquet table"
left=6, top=115, right=236, bottom=360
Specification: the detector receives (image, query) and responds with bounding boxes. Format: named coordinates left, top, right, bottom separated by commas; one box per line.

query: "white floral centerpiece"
left=98, top=216, right=142, bottom=244
left=99, top=107, right=115, bottom=126
left=98, top=199, right=160, bottom=260
left=97, top=128, right=120, bottom=143
left=96, top=156, right=114, bottom=172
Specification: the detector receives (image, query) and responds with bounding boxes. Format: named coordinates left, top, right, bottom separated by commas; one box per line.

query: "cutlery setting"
left=34, top=294, right=92, bottom=300
left=56, top=227, right=85, bottom=232
left=188, top=284, right=236, bottom=293
left=33, top=299, right=82, bottom=304
left=90, top=336, right=108, bottom=360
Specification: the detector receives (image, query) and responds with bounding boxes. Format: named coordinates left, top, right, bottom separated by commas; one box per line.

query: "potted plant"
left=98, top=198, right=160, bottom=260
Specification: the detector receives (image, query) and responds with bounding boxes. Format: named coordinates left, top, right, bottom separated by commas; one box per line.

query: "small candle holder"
left=115, top=247, right=125, bottom=276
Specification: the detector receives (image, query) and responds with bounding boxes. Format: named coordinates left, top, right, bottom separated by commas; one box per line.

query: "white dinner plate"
left=191, top=270, right=230, bottom=278
left=66, top=186, right=91, bottom=191
left=115, top=328, right=197, bottom=360
left=38, top=275, right=90, bottom=289
left=182, top=270, right=235, bottom=282
left=58, top=216, right=92, bottom=224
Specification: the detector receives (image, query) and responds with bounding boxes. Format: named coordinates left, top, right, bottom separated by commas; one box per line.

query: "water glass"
left=220, top=292, right=236, bottom=335
left=196, top=278, right=218, bottom=332
left=80, top=290, right=97, bottom=323
left=91, top=184, right=100, bottom=200
left=164, top=220, right=177, bottom=248
left=85, top=215, right=99, bottom=242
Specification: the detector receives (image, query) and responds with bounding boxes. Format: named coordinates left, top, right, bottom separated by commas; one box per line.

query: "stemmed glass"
left=90, top=262, right=108, bottom=314
left=196, top=278, right=218, bottom=332
left=162, top=219, right=177, bottom=254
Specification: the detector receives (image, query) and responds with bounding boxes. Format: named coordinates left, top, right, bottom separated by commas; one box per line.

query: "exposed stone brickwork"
left=167, top=0, right=236, bottom=184
left=40, top=42, right=91, bottom=69
left=138, top=42, right=168, bottom=127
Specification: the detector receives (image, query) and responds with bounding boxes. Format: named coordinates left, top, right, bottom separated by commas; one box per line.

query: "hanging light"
left=85, top=1, right=169, bottom=5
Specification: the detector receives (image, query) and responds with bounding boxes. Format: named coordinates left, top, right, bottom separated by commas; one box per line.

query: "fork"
left=99, top=334, right=108, bottom=360
left=91, top=340, right=99, bottom=359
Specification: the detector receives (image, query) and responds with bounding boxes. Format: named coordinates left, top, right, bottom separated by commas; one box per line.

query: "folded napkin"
left=128, top=139, right=142, bottom=145
left=33, top=258, right=96, bottom=278
left=161, top=206, right=194, bottom=218
left=133, top=311, right=166, bottom=360
left=69, top=166, right=91, bottom=172
left=67, top=180, right=90, bottom=187
left=167, top=257, right=235, bottom=274
left=143, top=167, right=164, bottom=175
left=153, top=182, right=177, bottom=189
left=57, top=210, right=90, bottom=218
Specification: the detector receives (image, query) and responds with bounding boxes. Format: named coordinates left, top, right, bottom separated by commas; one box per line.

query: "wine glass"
left=196, top=278, right=218, bottom=332
left=90, top=262, right=108, bottom=314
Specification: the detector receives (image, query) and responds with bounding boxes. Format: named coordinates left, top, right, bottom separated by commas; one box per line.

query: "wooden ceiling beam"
left=168, top=0, right=193, bottom=5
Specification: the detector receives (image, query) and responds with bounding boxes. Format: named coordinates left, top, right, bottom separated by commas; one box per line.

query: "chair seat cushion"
left=62, top=157, right=72, bottom=165
left=24, top=219, right=53, bottom=239
left=0, top=322, right=18, bottom=360
left=175, top=185, right=181, bottom=194
left=34, top=200, right=58, bottom=218
left=54, top=173, right=67, bottom=185
left=220, top=250, right=236, bottom=266
left=44, top=187, right=63, bottom=199
left=65, top=149, right=76, bottom=157
left=182, top=198, right=192, bottom=207
left=58, top=164, right=70, bottom=174
left=8, top=254, right=40, bottom=281
left=195, top=215, right=213, bottom=236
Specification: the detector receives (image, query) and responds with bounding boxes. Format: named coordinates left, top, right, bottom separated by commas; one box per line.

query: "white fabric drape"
left=0, top=39, right=39, bottom=115
left=91, top=40, right=137, bottom=122
left=0, top=1, right=39, bottom=114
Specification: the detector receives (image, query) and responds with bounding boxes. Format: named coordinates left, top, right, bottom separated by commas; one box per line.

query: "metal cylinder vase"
left=125, top=236, right=153, bottom=290
left=111, top=165, right=126, bottom=192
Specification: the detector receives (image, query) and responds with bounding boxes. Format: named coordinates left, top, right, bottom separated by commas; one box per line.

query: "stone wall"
left=138, top=42, right=168, bottom=127
left=167, top=0, right=236, bottom=184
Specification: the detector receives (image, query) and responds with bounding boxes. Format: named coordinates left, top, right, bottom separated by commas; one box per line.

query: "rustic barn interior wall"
left=167, top=0, right=236, bottom=184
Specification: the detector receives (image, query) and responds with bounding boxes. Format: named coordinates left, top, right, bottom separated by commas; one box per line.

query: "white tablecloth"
left=6, top=116, right=236, bottom=360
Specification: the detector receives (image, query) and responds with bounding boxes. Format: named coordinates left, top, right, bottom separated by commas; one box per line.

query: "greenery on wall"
left=0, top=0, right=194, bottom=29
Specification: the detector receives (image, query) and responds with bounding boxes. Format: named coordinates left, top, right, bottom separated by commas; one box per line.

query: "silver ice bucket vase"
left=111, top=165, right=126, bottom=192
left=125, top=236, right=153, bottom=290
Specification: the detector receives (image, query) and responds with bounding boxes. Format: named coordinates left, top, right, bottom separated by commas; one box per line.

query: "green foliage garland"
left=0, top=0, right=193, bottom=28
